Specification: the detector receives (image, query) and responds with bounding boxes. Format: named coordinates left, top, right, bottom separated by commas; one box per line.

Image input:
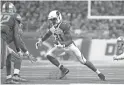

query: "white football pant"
left=46, top=43, right=87, bottom=64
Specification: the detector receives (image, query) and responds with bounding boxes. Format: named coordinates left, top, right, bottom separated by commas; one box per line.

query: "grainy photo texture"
left=1, top=0, right=124, bottom=84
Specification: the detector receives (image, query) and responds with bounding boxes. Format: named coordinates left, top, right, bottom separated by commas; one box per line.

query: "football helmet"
left=48, top=10, right=62, bottom=26
left=2, top=2, right=16, bottom=13
left=117, top=36, right=124, bottom=49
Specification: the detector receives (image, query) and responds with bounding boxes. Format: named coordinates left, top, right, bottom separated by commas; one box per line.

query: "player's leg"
left=68, top=43, right=105, bottom=81
left=7, top=46, right=27, bottom=82
left=46, top=46, right=69, bottom=79
left=6, top=54, right=11, bottom=78
left=4, top=47, right=20, bottom=84
left=1, top=38, right=7, bottom=69
left=1, top=27, right=20, bottom=83
left=5, top=53, right=21, bottom=84
left=1, top=25, right=9, bottom=69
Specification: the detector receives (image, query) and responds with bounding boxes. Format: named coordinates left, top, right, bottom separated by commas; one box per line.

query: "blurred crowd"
left=1, top=1, right=124, bottom=39
left=91, top=1, right=124, bottom=16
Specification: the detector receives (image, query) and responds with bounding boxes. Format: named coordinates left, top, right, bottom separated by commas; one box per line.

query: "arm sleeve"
left=60, top=23, right=73, bottom=47
left=13, top=21, right=21, bottom=52
left=13, top=21, right=28, bottom=53
left=41, top=30, right=52, bottom=42
left=63, top=23, right=72, bottom=39
left=18, top=37, right=28, bottom=53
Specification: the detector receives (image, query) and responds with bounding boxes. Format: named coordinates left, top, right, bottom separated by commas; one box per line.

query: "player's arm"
left=41, top=30, right=52, bottom=42
left=18, top=36, right=28, bottom=53
left=61, top=23, right=72, bottom=47
left=13, top=22, right=28, bottom=53
left=13, top=14, right=36, bottom=62
left=13, top=21, right=22, bottom=52
left=14, top=14, right=28, bottom=53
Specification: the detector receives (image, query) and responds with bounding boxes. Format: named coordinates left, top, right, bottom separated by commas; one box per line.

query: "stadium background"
left=1, top=1, right=124, bottom=61
left=1, top=1, right=124, bottom=84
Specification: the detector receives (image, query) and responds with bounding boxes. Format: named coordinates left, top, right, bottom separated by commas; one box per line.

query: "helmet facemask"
left=49, top=18, right=58, bottom=26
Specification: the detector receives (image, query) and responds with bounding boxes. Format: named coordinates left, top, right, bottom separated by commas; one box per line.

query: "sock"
left=96, top=69, right=101, bottom=74
left=13, top=58, right=21, bottom=75
left=6, top=75, right=12, bottom=79
left=6, top=54, right=12, bottom=76
left=47, top=55, right=61, bottom=67
left=14, top=69, right=20, bottom=75
left=84, top=61, right=97, bottom=72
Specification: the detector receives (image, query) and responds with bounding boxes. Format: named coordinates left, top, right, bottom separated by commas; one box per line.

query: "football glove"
left=24, top=51, right=37, bottom=63
left=35, top=38, right=42, bottom=49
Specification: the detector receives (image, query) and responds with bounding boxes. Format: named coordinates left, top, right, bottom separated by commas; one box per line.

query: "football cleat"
left=12, top=74, right=28, bottom=82
left=4, top=78, right=20, bottom=84
left=98, top=73, right=106, bottom=81
left=59, top=65, right=69, bottom=79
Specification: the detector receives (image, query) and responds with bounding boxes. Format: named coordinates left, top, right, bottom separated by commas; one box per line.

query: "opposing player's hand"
left=35, top=38, right=42, bottom=49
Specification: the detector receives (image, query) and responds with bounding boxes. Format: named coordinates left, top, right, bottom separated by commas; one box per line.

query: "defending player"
left=1, top=2, right=36, bottom=84
left=113, top=36, right=124, bottom=60
left=36, top=10, right=105, bottom=80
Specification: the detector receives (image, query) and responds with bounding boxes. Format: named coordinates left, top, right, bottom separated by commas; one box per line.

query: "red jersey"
left=41, top=21, right=73, bottom=47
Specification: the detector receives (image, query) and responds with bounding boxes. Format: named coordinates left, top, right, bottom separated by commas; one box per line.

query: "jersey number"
left=54, top=33, right=63, bottom=41
left=1, top=15, right=10, bottom=23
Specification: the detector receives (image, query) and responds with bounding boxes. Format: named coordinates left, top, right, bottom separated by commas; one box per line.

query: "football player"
left=36, top=10, right=105, bottom=80
left=113, top=36, right=124, bottom=60
left=1, top=2, right=36, bottom=84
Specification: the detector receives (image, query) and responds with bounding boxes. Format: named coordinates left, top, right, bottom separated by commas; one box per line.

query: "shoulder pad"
left=16, top=14, right=22, bottom=22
